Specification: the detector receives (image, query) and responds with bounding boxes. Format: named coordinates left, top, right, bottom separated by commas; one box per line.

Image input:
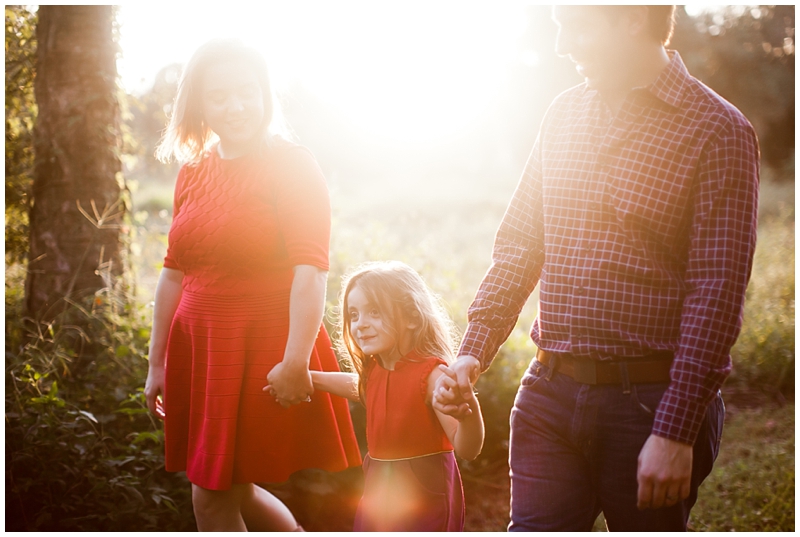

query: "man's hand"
left=432, top=355, right=481, bottom=420
left=637, top=434, right=693, bottom=510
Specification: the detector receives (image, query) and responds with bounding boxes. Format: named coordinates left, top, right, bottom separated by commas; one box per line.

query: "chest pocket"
left=602, top=133, right=697, bottom=260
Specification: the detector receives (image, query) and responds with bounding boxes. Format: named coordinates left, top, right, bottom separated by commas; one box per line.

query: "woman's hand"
left=144, top=364, right=166, bottom=419
left=145, top=267, right=183, bottom=420
left=264, top=265, right=326, bottom=408
left=266, top=360, right=314, bottom=408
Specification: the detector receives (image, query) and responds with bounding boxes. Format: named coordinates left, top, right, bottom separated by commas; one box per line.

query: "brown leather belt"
left=536, top=349, right=673, bottom=385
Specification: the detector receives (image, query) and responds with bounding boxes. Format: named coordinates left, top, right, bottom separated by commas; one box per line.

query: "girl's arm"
left=145, top=267, right=184, bottom=418
left=428, top=366, right=485, bottom=461
left=310, top=371, right=360, bottom=402
left=267, top=265, right=326, bottom=407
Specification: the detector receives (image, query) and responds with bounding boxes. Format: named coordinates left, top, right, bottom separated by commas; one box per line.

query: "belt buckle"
left=571, top=358, right=598, bottom=384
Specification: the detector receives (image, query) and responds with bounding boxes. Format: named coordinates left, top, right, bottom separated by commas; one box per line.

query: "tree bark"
left=26, top=5, right=125, bottom=320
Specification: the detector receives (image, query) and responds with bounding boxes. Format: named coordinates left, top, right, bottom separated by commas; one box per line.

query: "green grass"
left=690, top=404, right=795, bottom=532
left=726, top=179, right=795, bottom=397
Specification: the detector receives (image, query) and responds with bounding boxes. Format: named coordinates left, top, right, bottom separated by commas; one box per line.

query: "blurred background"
left=6, top=4, right=794, bottom=532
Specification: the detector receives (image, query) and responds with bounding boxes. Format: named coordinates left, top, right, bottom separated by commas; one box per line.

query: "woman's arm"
left=144, top=267, right=184, bottom=418
left=310, top=371, right=360, bottom=402
left=266, top=264, right=327, bottom=407
left=428, top=366, right=485, bottom=461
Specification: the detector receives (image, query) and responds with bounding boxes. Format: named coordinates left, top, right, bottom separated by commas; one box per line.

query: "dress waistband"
left=178, top=287, right=292, bottom=313
left=366, top=450, right=454, bottom=462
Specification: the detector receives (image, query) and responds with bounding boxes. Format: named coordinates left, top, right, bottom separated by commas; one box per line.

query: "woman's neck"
left=216, top=137, right=261, bottom=160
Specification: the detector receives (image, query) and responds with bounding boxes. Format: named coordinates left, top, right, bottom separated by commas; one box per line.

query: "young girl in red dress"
left=144, top=39, right=361, bottom=531
left=269, top=260, right=485, bottom=531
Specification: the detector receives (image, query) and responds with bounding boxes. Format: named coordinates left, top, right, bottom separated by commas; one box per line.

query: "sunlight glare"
left=117, top=3, right=528, bottom=143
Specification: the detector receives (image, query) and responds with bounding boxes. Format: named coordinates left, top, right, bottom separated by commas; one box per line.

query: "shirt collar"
left=643, top=50, right=691, bottom=109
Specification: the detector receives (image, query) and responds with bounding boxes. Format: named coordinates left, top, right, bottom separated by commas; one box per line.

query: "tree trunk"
left=26, top=5, right=125, bottom=320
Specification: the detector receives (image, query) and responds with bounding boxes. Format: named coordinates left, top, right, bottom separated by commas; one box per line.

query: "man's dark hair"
left=603, top=6, right=676, bottom=46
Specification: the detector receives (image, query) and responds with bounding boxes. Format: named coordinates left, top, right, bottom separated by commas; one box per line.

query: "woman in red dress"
left=144, top=39, right=361, bottom=531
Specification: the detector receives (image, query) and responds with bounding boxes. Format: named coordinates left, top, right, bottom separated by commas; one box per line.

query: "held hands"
left=637, top=434, right=693, bottom=510
left=432, top=355, right=481, bottom=420
left=263, top=360, right=314, bottom=408
left=144, top=364, right=166, bottom=419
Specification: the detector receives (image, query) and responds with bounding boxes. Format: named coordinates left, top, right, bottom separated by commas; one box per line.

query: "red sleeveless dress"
left=354, top=352, right=465, bottom=531
left=162, top=142, right=361, bottom=490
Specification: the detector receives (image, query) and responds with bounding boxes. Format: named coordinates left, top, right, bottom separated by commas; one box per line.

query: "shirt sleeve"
left=653, top=116, right=760, bottom=444
left=163, top=166, right=187, bottom=270
left=273, top=146, right=331, bottom=270
left=458, top=134, right=547, bottom=371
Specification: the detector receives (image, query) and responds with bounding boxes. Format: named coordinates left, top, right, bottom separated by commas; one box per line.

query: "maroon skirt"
left=354, top=451, right=464, bottom=531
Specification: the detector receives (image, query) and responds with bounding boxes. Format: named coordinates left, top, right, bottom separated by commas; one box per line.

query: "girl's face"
left=200, top=59, right=265, bottom=158
left=347, top=284, right=414, bottom=368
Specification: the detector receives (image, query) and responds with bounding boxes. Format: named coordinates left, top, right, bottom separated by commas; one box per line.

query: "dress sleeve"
left=273, top=146, right=331, bottom=270
left=163, top=166, right=188, bottom=270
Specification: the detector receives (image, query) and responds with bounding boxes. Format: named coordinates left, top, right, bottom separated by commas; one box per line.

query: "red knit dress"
left=354, top=352, right=465, bottom=531
left=162, top=141, right=361, bottom=491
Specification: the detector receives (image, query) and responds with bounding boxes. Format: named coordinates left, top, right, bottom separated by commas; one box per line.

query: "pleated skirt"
left=163, top=289, right=361, bottom=490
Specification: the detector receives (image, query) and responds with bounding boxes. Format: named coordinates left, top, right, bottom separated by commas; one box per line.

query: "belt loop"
left=618, top=362, right=631, bottom=394
left=545, top=354, right=559, bottom=381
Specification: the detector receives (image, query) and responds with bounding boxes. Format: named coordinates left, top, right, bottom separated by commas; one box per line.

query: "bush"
left=727, top=179, right=795, bottom=398
left=5, top=269, right=195, bottom=531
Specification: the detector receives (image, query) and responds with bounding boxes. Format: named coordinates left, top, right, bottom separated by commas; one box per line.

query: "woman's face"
left=200, top=59, right=265, bottom=158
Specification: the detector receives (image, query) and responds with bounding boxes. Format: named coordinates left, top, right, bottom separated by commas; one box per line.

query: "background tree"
left=671, top=5, right=795, bottom=170
left=5, top=6, right=37, bottom=264
left=26, top=5, right=127, bottom=320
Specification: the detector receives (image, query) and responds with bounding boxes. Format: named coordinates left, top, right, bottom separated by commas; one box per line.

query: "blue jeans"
left=508, top=358, right=724, bottom=531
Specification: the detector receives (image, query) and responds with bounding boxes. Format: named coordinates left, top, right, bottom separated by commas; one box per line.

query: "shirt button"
left=576, top=286, right=586, bottom=295
left=589, top=202, right=599, bottom=210
left=584, top=243, right=595, bottom=252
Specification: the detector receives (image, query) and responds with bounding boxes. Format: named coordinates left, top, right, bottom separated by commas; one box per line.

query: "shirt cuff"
left=651, top=386, right=708, bottom=445
left=458, top=324, right=496, bottom=373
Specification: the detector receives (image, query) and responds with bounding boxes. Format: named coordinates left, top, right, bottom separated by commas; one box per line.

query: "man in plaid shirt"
left=434, top=6, right=759, bottom=531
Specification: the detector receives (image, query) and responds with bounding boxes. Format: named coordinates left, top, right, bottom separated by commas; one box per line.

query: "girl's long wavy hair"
left=154, top=38, right=290, bottom=164
left=335, top=261, right=459, bottom=404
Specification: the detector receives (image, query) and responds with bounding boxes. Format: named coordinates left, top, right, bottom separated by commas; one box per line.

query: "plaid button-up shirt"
left=460, top=52, right=760, bottom=445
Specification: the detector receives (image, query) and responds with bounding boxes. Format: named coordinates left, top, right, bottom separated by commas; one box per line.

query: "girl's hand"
left=433, top=357, right=480, bottom=420
left=144, top=364, right=166, bottom=419
left=266, top=360, right=314, bottom=408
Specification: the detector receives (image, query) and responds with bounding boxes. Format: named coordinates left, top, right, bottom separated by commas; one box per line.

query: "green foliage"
left=5, top=268, right=195, bottom=531
left=673, top=6, right=795, bottom=168
left=5, top=6, right=37, bottom=263
left=727, top=179, right=795, bottom=396
left=689, top=405, right=795, bottom=532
